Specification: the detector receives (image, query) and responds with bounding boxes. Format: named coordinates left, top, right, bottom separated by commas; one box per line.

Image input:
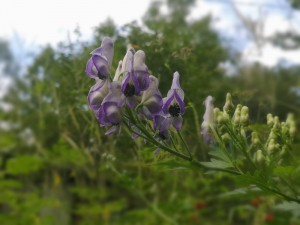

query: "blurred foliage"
left=0, top=0, right=300, bottom=224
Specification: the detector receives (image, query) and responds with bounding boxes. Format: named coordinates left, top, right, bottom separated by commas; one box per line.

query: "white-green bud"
left=233, top=104, right=242, bottom=126
left=273, top=116, right=281, bottom=130
left=267, top=113, right=274, bottom=127
left=223, top=93, right=235, bottom=114
left=281, top=122, right=289, bottom=136
left=289, top=125, right=296, bottom=138
left=251, top=132, right=260, bottom=146
left=221, top=133, right=231, bottom=142
left=240, top=106, right=249, bottom=126
left=267, top=139, right=278, bottom=155
left=286, top=113, right=295, bottom=124
left=213, top=108, right=221, bottom=119
left=240, top=128, right=246, bottom=138
left=268, top=129, right=277, bottom=141
left=255, top=149, right=265, bottom=165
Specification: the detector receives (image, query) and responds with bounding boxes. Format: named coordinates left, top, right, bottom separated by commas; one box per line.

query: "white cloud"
left=0, top=0, right=150, bottom=45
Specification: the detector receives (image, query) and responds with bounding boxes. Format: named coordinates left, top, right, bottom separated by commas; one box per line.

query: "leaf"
left=151, top=160, right=199, bottom=171
left=6, top=155, right=44, bottom=175
left=200, top=159, right=233, bottom=169
left=274, top=166, right=295, bottom=176
left=208, top=149, right=231, bottom=163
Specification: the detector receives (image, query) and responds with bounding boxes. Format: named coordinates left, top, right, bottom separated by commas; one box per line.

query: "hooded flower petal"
left=97, top=81, right=124, bottom=127
left=133, top=50, right=150, bottom=91
left=85, top=37, right=114, bottom=80
left=162, top=72, right=185, bottom=117
left=87, top=79, right=110, bottom=112
left=140, top=76, right=163, bottom=118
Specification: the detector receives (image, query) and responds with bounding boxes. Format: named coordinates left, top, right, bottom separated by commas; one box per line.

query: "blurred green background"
left=1, top=0, right=300, bottom=224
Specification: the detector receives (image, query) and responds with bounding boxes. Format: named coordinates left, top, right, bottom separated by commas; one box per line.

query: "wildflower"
left=121, top=49, right=150, bottom=108
left=85, top=37, right=114, bottom=80
left=97, top=81, right=124, bottom=135
left=139, top=76, right=163, bottom=119
left=87, top=79, right=110, bottom=112
left=133, top=50, right=150, bottom=91
left=201, top=96, right=215, bottom=143
left=162, top=71, right=185, bottom=131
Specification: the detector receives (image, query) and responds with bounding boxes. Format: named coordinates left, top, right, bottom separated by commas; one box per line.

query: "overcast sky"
left=1, top=0, right=300, bottom=67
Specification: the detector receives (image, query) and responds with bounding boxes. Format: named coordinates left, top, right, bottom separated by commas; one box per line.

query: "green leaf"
left=200, top=159, right=233, bottom=169
left=208, top=149, right=231, bottom=163
left=6, top=155, right=44, bottom=175
left=274, top=166, right=295, bottom=176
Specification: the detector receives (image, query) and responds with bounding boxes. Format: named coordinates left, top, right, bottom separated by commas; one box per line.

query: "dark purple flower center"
left=97, top=68, right=107, bottom=79
left=159, top=131, right=168, bottom=140
left=168, top=103, right=180, bottom=117
left=124, top=84, right=136, bottom=97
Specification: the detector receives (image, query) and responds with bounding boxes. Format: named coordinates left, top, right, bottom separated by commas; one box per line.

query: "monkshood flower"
left=161, top=71, right=185, bottom=131
left=85, top=37, right=114, bottom=80
left=121, top=49, right=150, bottom=108
left=139, top=75, right=163, bottom=120
left=201, top=96, right=215, bottom=143
left=87, top=79, right=110, bottom=113
left=97, top=81, right=125, bottom=135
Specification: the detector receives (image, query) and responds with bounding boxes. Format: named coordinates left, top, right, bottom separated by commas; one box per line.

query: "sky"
left=1, top=0, right=300, bottom=74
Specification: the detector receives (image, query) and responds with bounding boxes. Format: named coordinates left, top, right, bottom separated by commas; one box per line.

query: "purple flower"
left=154, top=114, right=171, bottom=140
left=97, top=81, right=125, bottom=135
left=139, top=76, right=163, bottom=119
left=85, top=37, right=114, bottom=80
left=87, top=79, right=110, bottom=112
left=121, top=49, right=150, bottom=108
left=133, top=50, right=150, bottom=91
left=161, top=71, right=185, bottom=131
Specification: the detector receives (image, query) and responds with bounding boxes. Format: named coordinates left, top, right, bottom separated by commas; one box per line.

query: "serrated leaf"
left=208, top=149, right=231, bottom=163
left=200, top=159, right=233, bottom=169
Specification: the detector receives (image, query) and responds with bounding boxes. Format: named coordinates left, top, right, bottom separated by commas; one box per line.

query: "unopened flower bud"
left=213, top=108, right=221, bottom=119
left=241, top=128, right=246, bottom=138
left=268, top=129, right=277, bottom=141
left=251, top=132, right=260, bottom=146
left=289, top=125, right=296, bottom=138
left=223, top=93, right=235, bottom=114
left=214, top=108, right=228, bottom=125
left=286, top=113, right=295, bottom=124
left=233, top=104, right=242, bottom=126
left=281, top=122, right=289, bottom=136
left=273, top=116, right=281, bottom=131
left=241, top=106, right=249, bottom=126
left=255, top=150, right=265, bottom=165
left=267, top=139, right=278, bottom=155
left=221, top=133, right=231, bottom=142
left=267, top=114, right=274, bottom=127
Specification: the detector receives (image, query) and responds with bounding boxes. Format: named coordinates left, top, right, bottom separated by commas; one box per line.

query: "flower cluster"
left=85, top=37, right=185, bottom=137
left=201, top=93, right=297, bottom=168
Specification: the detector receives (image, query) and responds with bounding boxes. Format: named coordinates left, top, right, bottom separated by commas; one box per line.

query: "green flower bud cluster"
left=252, top=113, right=297, bottom=166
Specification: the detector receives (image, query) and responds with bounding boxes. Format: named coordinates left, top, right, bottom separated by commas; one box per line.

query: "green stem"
left=177, top=131, right=192, bottom=160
